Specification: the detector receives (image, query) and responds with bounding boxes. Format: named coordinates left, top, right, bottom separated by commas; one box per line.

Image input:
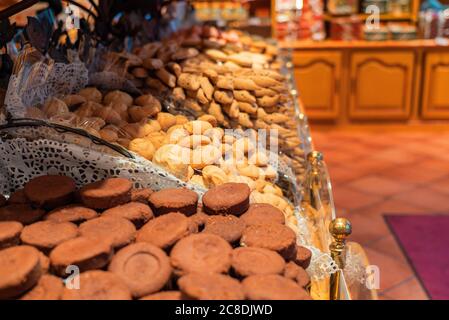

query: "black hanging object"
left=25, top=16, right=53, bottom=54
left=0, top=19, right=16, bottom=49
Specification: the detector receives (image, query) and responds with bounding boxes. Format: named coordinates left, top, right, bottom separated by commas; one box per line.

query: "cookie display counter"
left=0, top=2, right=374, bottom=301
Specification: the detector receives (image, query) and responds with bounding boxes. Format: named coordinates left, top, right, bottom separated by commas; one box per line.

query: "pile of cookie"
left=0, top=175, right=312, bottom=300
left=25, top=86, right=297, bottom=220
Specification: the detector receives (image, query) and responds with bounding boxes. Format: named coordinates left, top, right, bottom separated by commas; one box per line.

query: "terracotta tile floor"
left=311, top=128, right=449, bottom=300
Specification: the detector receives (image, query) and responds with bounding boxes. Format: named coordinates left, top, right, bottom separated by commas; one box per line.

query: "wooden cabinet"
left=422, top=52, right=449, bottom=119
left=292, top=51, right=342, bottom=120
left=349, top=51, right=415, bottom=120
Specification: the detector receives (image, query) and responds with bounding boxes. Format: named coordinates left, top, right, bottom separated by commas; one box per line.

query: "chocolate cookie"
left=189, top=211, right=209, bottom=231
left=294, top=245, right=312, bottom=269
left=8, top=189, right=29, bottom=204
left=20, top=221, right=78, bottom=253
left=0, top=221, right=23, bottom=249
left=0, top=204, right=45, bottom=225
left=79, top=178, right=132, bottom=209
left=62, top=270, right=132, bottom=300
left=131, top=188, right=153, bottom=203
left=203, top=215, right=245, bottom=243
left=240, top=203, right=285, bottom=226
left=140, top=291, right=181, bottom=300
left=240, top=223, right=297, bottom=260
left=44, top=205, right=98, bottom=224
left=170, top=233, right=232, bottom=275
left=242, top=274, right=311, bottom=300
left=202, top=183, right=250, bottom=215
left=285, top=262, right=311, bottom=289
left=20, top=274, right=63, bottom=300
left=136, top=212, right=196, bottom=249
left=109, top=243, right=172, bottom=298
left=24, top=175, right=76, bottom=209
left=231, top=247, right=285, bottom=277
left=0, top=245, right=42, bottom=299
left=49, top=236, right=113, bottom=276
left=149, top=188, right=198, bottom=216
left=102, top=202, right=153, bottom=229
left=0, top=195, right=6, bottom=207
left=178, top=273, right=244, bottom=300
left=79, top=216, right=136, bottom=249
left=39, top=251, right=50, bottom=273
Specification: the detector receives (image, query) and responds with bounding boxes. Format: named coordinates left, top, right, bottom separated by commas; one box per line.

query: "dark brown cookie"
left=179, top=273, right=244, bottom=300
left=0, top=221, right=23, bottom=249
left=149, top=188, right=198, bottom=216
left=0, top=204, right=45, bottom=225
left=24, top=175, right=77, bottom=209
left=20, top=274, right=64, bottom=300
left=240, top=203, right=285, bottom=226
left=0, top=245, right=42, bottom=299
left=140, top=291, right=181, bottom=300
left=79, top=177, right=132, bottom=209
left=102, top=202, right=153, bottom=229
left=109, top=243, right=172, bottom=298
left=79, top=216, right=136, bottom=249
left=189, top=211, right=209, bottom=231
left=20, top=221, right=78, bottom=253
left=49, top=236, right=113, bottom=277
left=202, top=183, right=250, bottom=216
left=0, top=195, right=6, bottom=207
left=136, top=212, right=196, bottom=249
left=231, top=247, right=285, bottom=277
left=170, top=233, right=232, bottom=275
left=8, top=189, right=29, bottom=204
left=242, top=274, right=311, bottom=300
left=61, top=270, right=132, bottom=300
left=131, top=188, right=153, bottom=203
left=203, top=215, right=245, bottom=243
left=294, top=245, right=312, bottom=269
left=44, top=204, right=98, bottom=224
left=284, top=261, right=312, bottom=288
left=240, top=223, right=297, bottom=260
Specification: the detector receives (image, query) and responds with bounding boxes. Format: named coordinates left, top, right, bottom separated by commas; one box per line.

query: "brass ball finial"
left=307, top=151, right=324, bottom=162
left=329, top=218, right=352, bottom=240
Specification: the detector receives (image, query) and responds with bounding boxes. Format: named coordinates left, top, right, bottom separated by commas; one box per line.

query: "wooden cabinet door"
left=349, top=51, right=414, bottom=120
left=293, top=51, right=342, bottom=120
left=422, top=52, right=449, bottom=119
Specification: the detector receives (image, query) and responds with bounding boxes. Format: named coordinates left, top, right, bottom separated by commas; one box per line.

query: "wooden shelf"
left=323, top=13, right=414, bottom=22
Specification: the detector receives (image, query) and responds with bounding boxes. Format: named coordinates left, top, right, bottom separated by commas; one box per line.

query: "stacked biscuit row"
left=25, top=87, right=297, bottom=221
left=0, top=175, right=312, bottom=300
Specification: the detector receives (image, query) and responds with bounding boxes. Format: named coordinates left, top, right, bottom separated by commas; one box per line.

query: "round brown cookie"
left=0, top=245, right=42, bottom=299
left=20, top=274, right=63, bottom=300
left=62, top=270, right=132, bottom=300
left=108, top=243, right=172, bottom=298
left=178, top=273, right=244, bottom=300
left=242, top=274, right=311, bottom=300
left=20, top=221, right=78, bottom=253
left=284, top=261, right=312, bottom=288
left=294, top=245, right=312, bottom=269
left=0, top=204, right=45, bottom=225
left=8, top=189, right=29, bottom=204
left=79, top=216, right=136, bottom=249
left=202, top=183, right=250, bottom=216
left=0, top=221, right=23, bottom=249
left=240, top=223, right=297, bottom=260
left=203, top=215, right=245, bottom=243
left=296, top=265, right=311, bottom=289
left=189, top=211, right=209, bottom=231
left=149, top=188, right=198, bottom=216
left=136, top=212, right=196, bottom=249
left=79, top=177, right=132, bottom=209
left=0, top=195, right=6, bottom=207
left=240, top=203, right=285, bottom=226
left=24, top=175, right=76, bottom=209
left=102, top=202, right=153, bottom=229
left=170, top=233, right=232, bottom=275
left=140, top=291, right=181, bottom=300
left=49, top=236, right=113, bottom=277
left=131, top=188, right=153, bottom=203
left=231, top=247, right=285, bottom=277
left=44, top=204, right=98, bottom=224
